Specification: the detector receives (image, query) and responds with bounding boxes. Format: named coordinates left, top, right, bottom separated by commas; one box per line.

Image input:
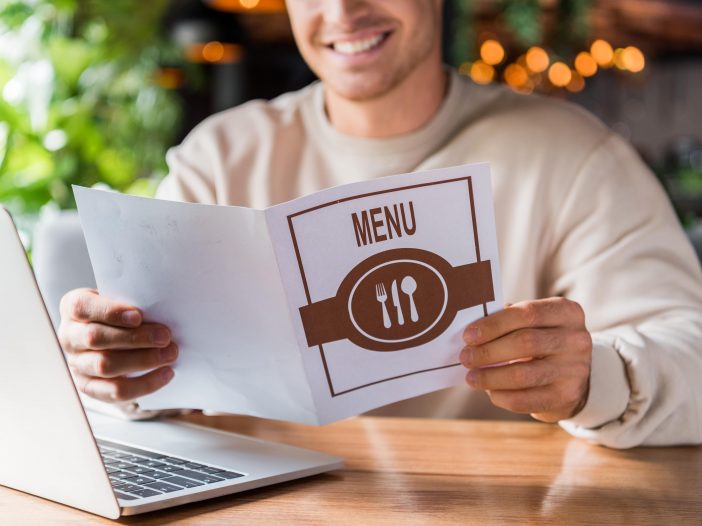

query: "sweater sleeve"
left=550, top=132, right=702, bottom=448
left=155, top=126, right=219, bottom=204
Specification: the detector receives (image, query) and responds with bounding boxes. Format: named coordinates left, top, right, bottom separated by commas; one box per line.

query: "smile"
left=329, top=32, right=391, bottom=56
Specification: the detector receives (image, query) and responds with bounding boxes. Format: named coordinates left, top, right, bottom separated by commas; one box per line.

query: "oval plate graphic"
left=338, top=248, right=458, bottom=351
left=348, top=260, right=448, bottom=345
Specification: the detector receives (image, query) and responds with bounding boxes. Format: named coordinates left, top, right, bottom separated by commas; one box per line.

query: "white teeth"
left=333, top=34, right=385, bottom=55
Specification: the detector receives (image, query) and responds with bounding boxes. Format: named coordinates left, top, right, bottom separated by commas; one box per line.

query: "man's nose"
left=322, top=0, right=372, bottom=28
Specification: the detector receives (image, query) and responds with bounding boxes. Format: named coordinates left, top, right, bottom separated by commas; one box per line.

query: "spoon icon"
left=400, top=276, right=419, bottom=322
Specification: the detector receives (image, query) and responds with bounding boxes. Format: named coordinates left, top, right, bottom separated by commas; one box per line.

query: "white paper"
left=74, top=162, right=502, bottom=425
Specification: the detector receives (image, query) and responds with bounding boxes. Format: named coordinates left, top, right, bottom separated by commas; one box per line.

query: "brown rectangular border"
left=287, top=176, right=486, bottom=397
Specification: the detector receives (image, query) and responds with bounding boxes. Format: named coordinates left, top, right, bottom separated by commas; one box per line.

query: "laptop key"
left=105, top=467, right=120, bottom=474
left=199, top=467, right=225, bottom=475
left=127, top=488, right=162, bottom=498
left=114, top=491, right=139, bottom=501
left=114, top=462, right=138, bottom=470
left=163, top=457, right=187, bottom=465
left=160, top=464, right=185, bottom=473
left=184, top=462, right=205, bottom=469
left=144, top=481, right=183, bottom=493
left=148, top=470, right=174, bottom=480
left=97, top=440, right=168, bottom=459
left=125, top=465, right=154, bottom=475
left=134, top=459, right=166, bottom=468
left=162, top=476, right=204, bottom=488
left=111, top=472, right=138, bottom=481
left=176, top=470, right=224, bottom=484
left=102, top=458, right=120, bottom=465
left=129, top=475, right=156, bottom=485
left=212, top=470, right=245, bottom=480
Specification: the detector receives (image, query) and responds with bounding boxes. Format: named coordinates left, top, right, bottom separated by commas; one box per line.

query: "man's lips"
left=321, top=29, right=394, bottom=56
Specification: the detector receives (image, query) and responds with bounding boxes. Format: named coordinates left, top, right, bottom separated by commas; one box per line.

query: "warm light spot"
left=470, top=61, right=495, bottom=85
left=622, top=46, right=645, bottom=73
left=574, top=52, right=598, bottom=77
left=590, top=39, right=613, bottom=67
left=614, top=48, right=628, bottom=70
left=207, top=0, right=285, bottom=12
left=202, top=41, right=225, bottom=62
left=185, top=42, right=243, bottom=64
left=566, top=71, right=585, bottom=93
left=504, top=63, right=529, bottom=90
left=480, top=40, right=505, bottom=66
left=548, top=62, right=572, bottom=87
left=525, top=47, right=549, bottom=73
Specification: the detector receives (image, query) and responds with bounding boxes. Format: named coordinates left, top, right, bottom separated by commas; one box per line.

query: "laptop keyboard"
left=97, top=439, right=245, bottom=501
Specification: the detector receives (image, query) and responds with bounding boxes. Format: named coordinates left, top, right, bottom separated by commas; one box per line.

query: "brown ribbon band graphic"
left=300, top=248, right=494, bottom=352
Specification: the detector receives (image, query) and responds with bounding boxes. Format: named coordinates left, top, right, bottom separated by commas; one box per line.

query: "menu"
left=74, top=162, right=502, bottom=424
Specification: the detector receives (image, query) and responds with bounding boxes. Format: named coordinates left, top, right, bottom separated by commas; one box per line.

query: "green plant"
left=0, top=0, right=182, bottom=227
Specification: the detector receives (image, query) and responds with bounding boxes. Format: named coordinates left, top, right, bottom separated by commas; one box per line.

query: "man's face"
left=286, top=0, right=442, bottom=102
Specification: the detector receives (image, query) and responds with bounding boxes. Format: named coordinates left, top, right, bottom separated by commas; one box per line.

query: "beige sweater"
left=154, top=70, right=702, bottom=448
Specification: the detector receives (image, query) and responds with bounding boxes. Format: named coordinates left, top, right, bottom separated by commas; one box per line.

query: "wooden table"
left=1, top=416, right=700, bottom=525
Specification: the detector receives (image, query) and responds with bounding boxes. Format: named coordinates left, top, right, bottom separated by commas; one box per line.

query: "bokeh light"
left=470, top=61, right=495, bottom=85
left=622, top=46, right=645, bottom=73
left=574, top=52, right=598, bottom=77
left=202, top=41, right=224, bottom=62
left=566, top=71, right=585, bottom=93
left=504, top=63, right=529, bottom=90
left=548, top=62, right=572, bottom=87
left=480, top=40, right=505, bottom=66
left=526, top=47, right=550, bottom=73
left=590, top=39, right=614, bottom=67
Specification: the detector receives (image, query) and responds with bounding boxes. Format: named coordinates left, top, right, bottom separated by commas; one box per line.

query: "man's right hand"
left=58, top=288, right=178, bottom=403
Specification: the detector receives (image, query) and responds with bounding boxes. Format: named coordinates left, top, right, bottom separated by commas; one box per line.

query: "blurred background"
left=1, top=0, right=702, bottom=250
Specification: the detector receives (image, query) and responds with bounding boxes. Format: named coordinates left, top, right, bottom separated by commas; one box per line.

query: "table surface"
left=2, top=415, right=701, bottom=525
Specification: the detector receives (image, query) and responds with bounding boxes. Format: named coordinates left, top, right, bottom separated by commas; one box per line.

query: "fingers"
left=465, top=358, right=559, bottom=391
left=460, top=328, right=590, bottom=368
left=486, top=386, right=559, bottom=416
left=73, top=367, right=176, bottom=403
left=60, top=288, right=142, bottom=328
left=62, top=321, right=171, bottom=353
left=487, top=382, right=589, bottom=422
left=463, top=298, right=586, bottom=345
left=66, top=344, right=178, bottom=379
left=462, top=330, right=592, bottom=422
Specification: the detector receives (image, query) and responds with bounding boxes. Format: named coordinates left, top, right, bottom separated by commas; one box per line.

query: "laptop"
left=0, top=206, right=343, bottom=519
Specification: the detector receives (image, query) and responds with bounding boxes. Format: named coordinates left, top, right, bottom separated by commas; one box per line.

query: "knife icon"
left=391, top=279, right=404, bottom=326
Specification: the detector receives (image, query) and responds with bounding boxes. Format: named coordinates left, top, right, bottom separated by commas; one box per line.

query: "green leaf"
left=47, top=36, right=96, bottom=88
left=96, top=147, right=136, bottom=187
left=0, top=2, right=34, bottom=29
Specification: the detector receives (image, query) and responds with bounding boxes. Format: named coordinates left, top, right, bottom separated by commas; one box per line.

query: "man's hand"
left=459, top=298, right=592, bottom=422
left=58, top=288, right=178, bottom=403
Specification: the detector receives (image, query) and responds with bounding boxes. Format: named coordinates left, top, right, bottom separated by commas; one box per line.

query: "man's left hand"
left=460, top=297, right=592, bottom=422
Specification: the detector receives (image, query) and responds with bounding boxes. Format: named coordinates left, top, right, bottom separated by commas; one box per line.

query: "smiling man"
left=58, top=0, right=702, bottom=448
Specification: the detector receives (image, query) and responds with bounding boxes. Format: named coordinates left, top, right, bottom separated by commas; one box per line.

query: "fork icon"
left=375, top=283, right=392, bottom=329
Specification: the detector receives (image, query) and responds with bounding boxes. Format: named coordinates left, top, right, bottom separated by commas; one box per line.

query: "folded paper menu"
left=74, top=162, right=503, bottom=424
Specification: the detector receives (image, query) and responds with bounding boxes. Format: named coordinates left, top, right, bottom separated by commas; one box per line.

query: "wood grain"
left=1, top=416, right=700, bottom=525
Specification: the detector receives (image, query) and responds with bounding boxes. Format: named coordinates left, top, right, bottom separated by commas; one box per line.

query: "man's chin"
left=324, top=72, right=400, bottom=103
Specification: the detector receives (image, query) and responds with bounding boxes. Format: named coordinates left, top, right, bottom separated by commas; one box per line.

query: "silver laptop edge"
left=0, top=207, right=342, bottom=518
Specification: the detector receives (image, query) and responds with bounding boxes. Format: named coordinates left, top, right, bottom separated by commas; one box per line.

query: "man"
left=58, top=0, right=702, bottom=448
